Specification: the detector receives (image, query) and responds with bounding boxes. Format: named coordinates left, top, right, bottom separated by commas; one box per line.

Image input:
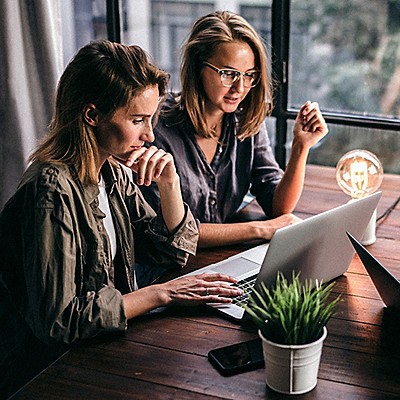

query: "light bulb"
left=335, top=149, right=383, bottom=245
left=336, top=150, right=383, bottom=199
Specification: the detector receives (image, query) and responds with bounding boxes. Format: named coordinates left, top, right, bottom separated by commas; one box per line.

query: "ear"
left=83, top=104, right=100, bottom=126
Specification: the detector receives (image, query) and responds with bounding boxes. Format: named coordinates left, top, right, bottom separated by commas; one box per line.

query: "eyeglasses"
left=203, top=61, right=260, bottom=88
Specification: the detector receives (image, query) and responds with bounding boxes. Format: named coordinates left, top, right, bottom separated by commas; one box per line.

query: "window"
left=61, top=0, right=108, bottom=66
left=273, top=0, right=400, bottom=172
left=60, top=0, right=400, bottom=172
left=290, top=0, right=400, bottom=118
left=149, top=1, right=214, bottom=90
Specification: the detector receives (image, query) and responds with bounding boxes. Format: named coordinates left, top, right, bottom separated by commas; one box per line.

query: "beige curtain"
left=0, top=0, right=62, bottom=208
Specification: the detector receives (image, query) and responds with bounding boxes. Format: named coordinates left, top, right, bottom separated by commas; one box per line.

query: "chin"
left=222, top=105, right=239, bottom=114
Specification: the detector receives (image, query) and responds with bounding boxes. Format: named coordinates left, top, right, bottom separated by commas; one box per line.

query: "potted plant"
left=245, top=271, right=341, bottom=395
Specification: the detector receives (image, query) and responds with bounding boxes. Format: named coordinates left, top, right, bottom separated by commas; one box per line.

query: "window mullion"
left=106, top=0, right=121, bottom=42
left=271, top=0, right=290, bottom=168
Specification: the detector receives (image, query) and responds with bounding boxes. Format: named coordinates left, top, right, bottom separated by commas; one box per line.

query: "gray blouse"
left=140, top=97, right=284, bottom=223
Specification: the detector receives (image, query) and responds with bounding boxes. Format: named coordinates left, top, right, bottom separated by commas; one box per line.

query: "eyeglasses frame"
left=203, top=61, right=260, bottom=88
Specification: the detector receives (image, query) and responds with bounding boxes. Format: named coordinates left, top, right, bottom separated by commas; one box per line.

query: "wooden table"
left=11, top=165, right=400, bottom=399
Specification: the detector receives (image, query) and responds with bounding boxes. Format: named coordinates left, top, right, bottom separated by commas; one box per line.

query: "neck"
left=97, top=148, right=109, bottom=175
left=208, top=116, right=224, bottom=138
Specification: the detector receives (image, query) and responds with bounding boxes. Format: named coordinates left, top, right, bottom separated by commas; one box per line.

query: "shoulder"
left=22, top=162, right=79, bottom=208
left=20, top=162, right=74, bottom=190
left=241, top=121, right=270, bottom=146
left=154, top=101, right=194, bottom=150
left=157, top=94, right=190, bottom=131
left=1, top=163, right=76, bottom=216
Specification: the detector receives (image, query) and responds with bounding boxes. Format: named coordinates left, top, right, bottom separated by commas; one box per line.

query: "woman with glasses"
left=139, top=10, right=328, bottom=248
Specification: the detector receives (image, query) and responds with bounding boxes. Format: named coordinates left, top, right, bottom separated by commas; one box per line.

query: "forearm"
left=272, top=140, right=309, bottom=216
left=272, top=100, right=328, bottom=217
left=123, top=284, right=168, bottom=319
left=157, top=175, right=185, bottom=233
left=198, top=221, right=267, bottom=248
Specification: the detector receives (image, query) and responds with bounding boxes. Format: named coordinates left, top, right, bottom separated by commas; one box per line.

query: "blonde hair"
left=30, top=40, right=169, bottom=184
left=178, top=10, right=273, bottom=140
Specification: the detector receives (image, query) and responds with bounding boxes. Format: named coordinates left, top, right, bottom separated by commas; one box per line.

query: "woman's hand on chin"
left=114, top=146, right=178, bottom=186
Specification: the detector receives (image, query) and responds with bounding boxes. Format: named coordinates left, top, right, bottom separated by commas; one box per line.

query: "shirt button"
left=210, top=198, right=216, bottom=206
left=98, top=225, right=103, bottom=231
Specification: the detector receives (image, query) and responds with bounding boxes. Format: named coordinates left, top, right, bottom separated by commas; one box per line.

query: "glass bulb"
left=336, top=150, right=383, bottom=199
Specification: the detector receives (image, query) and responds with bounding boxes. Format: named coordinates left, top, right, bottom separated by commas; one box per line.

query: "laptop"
left=347, top=232, right=400, bottom=310
left=183, top=191, right=381, bottom=322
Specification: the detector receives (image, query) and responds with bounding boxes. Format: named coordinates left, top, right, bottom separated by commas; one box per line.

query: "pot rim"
left=258, top=326, right=328, bottom=349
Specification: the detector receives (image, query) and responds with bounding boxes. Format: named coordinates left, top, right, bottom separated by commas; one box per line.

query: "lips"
left=224, top=96, right=240, bottom=103
left=224, top=99, right=241, bottom=108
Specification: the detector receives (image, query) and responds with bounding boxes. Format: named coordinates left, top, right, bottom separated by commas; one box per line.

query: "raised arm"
left=124, top=145, right=185, bottom=233
left=272, top=101, right=328, bottom=216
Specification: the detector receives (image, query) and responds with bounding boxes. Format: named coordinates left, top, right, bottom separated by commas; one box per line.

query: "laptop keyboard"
left=232, top=275, right=257, bottom=307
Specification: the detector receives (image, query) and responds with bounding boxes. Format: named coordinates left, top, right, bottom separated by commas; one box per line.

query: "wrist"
left=157, top=174, right=180, bottom=192
left=291, top=138, right=309, bottom=155
left=153, top=283, right=171, bottom=306
left=249, top=221, right=266, bottom=240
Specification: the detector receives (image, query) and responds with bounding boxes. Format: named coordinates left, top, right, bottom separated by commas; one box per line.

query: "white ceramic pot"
left=259, top=327, right=327, bottom=395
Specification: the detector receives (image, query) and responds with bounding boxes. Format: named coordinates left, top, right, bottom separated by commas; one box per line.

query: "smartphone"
left=208, top=338, right=264, bottom=376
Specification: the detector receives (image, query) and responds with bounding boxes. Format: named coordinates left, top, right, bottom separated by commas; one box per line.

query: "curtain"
left=0, top=0, right=62, bottom=208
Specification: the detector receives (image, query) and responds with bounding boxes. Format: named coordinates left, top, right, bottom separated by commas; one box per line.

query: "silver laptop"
left=184, top=191, right=381, bottom=322
left=347, top=231, right=400, bottom=311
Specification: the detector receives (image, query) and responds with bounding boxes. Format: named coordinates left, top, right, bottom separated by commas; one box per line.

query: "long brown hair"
left=30, top=40, right=169, bottom=184
left=178, top=10, right=273, bottom=140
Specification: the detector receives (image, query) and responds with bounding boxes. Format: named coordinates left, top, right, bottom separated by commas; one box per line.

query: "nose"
left=230, top=75, right=245, bottom=93
left=140, top=121, right=155, bottom=143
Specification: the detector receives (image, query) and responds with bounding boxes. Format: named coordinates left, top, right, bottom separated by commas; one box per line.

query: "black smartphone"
left=208, top=338, right=264, bottom=376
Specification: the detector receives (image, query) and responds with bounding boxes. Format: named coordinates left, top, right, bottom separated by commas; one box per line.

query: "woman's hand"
left=249, top=213, right=302, bottom=240
left=161, top=273, right=243, bottom=306
left=123, top=272, right=243, bottom=320
left=115, top=145, right=184, bottom=232
left=118, top=145, right=178, bottom=186
left=293, top=101, right=329, bottom=150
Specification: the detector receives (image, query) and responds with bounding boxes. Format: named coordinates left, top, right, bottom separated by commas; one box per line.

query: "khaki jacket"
left=0, top=159, right=198, bottom=397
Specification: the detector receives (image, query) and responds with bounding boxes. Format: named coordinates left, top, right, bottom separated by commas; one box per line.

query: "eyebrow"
left=129, top=113, right=152, bottom=117
left=221, top=65, right=257, bottom=72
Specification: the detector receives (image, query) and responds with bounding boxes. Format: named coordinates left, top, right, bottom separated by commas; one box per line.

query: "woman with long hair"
left=140, top=11, right=329, bottom=248
left=0, top=40, right=242, bottom=398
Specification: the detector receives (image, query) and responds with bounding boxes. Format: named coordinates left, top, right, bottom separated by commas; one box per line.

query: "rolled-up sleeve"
left=146, top=203, right=198, bottom=255
left=47, top=286, right=127, bottom=345
left=124, top=179, right=198, bottom=269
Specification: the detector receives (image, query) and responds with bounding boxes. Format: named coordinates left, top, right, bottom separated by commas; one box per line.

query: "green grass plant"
left=245, top=271, right=341, bottom=345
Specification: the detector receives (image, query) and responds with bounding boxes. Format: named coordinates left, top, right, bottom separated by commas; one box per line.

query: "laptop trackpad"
left=210, top=257, right=260, bottom=277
